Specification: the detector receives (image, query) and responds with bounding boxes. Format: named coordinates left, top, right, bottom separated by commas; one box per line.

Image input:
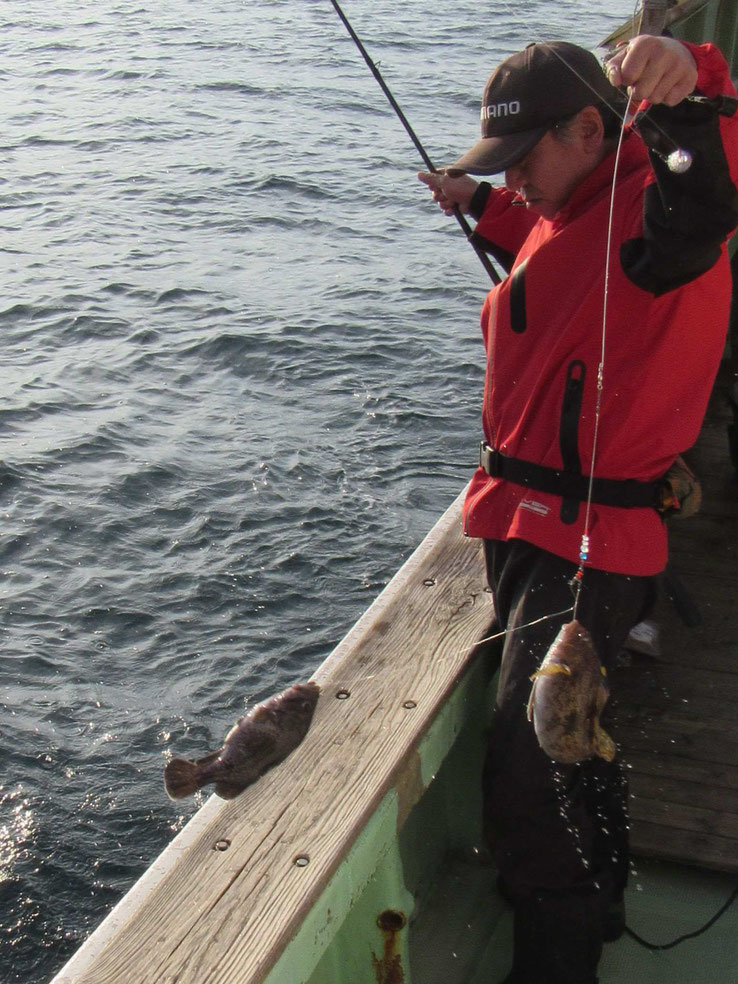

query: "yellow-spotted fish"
left=527, top=620, right=615, bottom=765
left=164, top=681, right=320, bottom=800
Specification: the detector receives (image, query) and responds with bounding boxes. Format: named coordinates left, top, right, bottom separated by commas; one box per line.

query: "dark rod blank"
left=328, top=0, right=502, bottom=285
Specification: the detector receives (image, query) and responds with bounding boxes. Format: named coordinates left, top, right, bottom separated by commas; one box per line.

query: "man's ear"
left=577, top=106, right=605, bottom=152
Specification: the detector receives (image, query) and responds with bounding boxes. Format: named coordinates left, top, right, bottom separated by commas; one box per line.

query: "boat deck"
left=609, top=367, right=738, bottom=874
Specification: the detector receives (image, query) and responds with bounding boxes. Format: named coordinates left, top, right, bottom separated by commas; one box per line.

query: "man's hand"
left=417, top=169, right=479, bottom=215
left=605, top=35, right=698, bottom=106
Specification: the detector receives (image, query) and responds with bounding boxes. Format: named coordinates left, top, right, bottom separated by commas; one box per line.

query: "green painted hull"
left=265, top=650, right=498, bottom=984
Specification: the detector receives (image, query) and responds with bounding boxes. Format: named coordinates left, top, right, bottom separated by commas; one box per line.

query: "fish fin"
left=526, top=664, right=571, bottom=724
left=594, top=725, right=616, bottom=763
left=530, top=663, right=572, bottom=680
left=214, top=779, right=250, bottom=800
left=596, top=680, right=611, bottom=716
left=527, top=679, right=538, bottom=722
left=164, top=757, right=202, bottom=800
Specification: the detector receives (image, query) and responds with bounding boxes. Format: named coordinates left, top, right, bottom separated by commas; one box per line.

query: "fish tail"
left=164, top=757, right=202, bottom=799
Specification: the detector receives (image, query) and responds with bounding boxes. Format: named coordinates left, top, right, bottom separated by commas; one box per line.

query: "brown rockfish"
left=164, top=681, right=320, bottom=800
left=527, top=620, right=615, bottom=765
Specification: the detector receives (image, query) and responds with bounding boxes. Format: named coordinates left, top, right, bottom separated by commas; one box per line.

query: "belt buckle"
left=479, top=441, right=499, bottom=476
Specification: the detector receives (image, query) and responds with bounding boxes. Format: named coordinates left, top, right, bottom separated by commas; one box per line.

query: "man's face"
left=503, top=123, right=597, bottom=220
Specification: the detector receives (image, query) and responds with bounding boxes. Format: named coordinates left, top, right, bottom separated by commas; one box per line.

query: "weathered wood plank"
left=52, top=491, right=494, bottom=984
left=625, top=752, right=738, bottom=791
left=630, top=822, right=738, bottom=874
left=630, top=772, right=738, bottom=816
left=615, top=724, right=738, bottom=768
left=612, top=660, right=738, bottom=706
left=629, top=794, right=738, bottom=840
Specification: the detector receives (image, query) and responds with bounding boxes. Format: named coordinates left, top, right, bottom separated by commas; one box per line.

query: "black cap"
left=451, top=41, right=622, bottom=175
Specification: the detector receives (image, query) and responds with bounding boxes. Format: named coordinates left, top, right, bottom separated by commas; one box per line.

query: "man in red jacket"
left=419, top=35, right=738, bottom=984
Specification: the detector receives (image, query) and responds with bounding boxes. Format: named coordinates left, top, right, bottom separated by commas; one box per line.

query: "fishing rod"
left=327, top=0, right=502, bottom=285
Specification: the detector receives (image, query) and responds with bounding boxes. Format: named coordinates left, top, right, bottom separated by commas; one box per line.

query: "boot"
left=508, top=893, right=602, bottom=984
left=603, top=892, right=626, bottom=943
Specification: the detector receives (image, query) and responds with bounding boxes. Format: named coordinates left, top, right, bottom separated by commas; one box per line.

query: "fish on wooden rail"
left=164, top=681, right=320, bottom=800
left=527, top=620, right=616, bottom=765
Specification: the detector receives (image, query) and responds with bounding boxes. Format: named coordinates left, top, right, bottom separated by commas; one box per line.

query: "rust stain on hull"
left=372, top=909, right=407, bottom=984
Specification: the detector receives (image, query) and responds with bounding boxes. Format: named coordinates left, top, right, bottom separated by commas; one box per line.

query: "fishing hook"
left=327, top=0, right=502, bottom=285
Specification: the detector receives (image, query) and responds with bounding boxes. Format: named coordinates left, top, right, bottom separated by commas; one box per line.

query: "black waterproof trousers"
left=482, top=539, right=656, bottom=984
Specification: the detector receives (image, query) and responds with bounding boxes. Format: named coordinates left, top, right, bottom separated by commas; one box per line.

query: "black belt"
left=479, top=442, right=663, bottom=510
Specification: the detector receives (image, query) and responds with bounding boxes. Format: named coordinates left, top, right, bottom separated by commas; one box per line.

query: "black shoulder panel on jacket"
left=469, top=232, right=516, bottom=275
left=621, top=98, right=738, bottom=297
left=468, top=182, right=517, bottom=273
left=469, top=181, right=493, bottom=220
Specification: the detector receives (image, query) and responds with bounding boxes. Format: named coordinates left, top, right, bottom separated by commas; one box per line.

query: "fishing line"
left=471, top=606, right=575, bottom=650
left=458, top=39, right=644, bottom=643
left=572, top=96, right=632, bottom=618
left=326, top=0, right=502, bottom=285
left=537, top=27, right=685, bottom=613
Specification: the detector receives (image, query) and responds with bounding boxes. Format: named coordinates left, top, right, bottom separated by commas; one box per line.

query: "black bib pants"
left=482, top=538, right=655, bottom=984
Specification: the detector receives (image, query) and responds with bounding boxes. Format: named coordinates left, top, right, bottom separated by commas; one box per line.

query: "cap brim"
left=449, top=125, right=548, bottom=175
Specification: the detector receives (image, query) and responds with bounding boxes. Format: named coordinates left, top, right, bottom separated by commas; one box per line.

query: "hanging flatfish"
left=527, top=620, right=615, bottom=764
left=164, top=681, right=320, bottom=800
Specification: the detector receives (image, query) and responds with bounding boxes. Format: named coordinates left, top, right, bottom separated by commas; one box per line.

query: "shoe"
left=496, top=873, right=515, bottom=905
left=603, top=894, right=625, bottom=943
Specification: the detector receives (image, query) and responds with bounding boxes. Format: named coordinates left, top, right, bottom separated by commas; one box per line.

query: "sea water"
left=1, top=2, right=631, bottom=979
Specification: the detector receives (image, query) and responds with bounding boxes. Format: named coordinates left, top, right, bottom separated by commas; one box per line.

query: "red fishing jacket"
left=463, top=42, right=738, bottom=575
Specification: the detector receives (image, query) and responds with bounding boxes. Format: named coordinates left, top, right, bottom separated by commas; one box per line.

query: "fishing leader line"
left=470, top=606, right=575, bottom=651
left=572, top=92, right=633, bottom=618
left=514, top=37, right=636, bottom=615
